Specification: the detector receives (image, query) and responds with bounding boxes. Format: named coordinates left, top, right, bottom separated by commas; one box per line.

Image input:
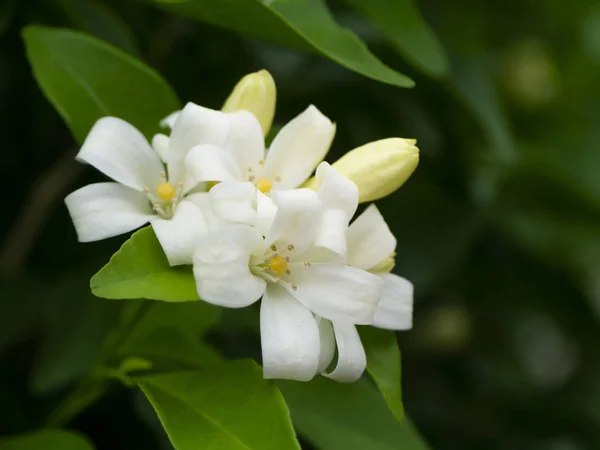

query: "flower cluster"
left=65, top=70, right=419, bottom=383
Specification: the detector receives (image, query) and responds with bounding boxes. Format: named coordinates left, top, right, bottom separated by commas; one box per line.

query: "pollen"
left=155, top=182, right=176, bottom=201
left=256, top=178, right=273, bottom=193
left=268, top=255, right=288, bottom=276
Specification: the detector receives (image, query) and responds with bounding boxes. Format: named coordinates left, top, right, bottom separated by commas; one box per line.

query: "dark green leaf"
left=359, top=327, right=404, bottom=422
left=0, top=430, right=94, bottom=450
left=151, top=0, right=414, bottom=88
left=138, top=360, right=300, bottom=450
left=343, top=0, right=449, bottom=77
left=278, top=377, right=429, bottom=450
left=23, top=26, right=179, bottom=144
left=91, top=227, right=198, bottom=302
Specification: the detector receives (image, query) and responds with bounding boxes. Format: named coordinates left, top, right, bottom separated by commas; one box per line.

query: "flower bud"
left=304, top=138, right=419, bottom=202
left=222, top=69, right=276, bottom=136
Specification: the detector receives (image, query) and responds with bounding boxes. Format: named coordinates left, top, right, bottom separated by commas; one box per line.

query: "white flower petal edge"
left=372, top=273, right=414, bottom=330
left=185, top=144, right=242, bottom=184
left=160, top=110, right=180, bottom=129
left=263, top=105, right=336, bottom=189
left=317, top=317, right=335, bottom=373
left=193, top=225, right=266, bottom=308
left=151, top=134, right=170, bottom=163
left=151, top=200, right=209, bottom=266
left=288, top=263, right=383, bottom=324
left=261, top=284, right=321, bottom=381
left=184, top=192, right=224, bottom=230
left=347, top=204, right=396, bottom=270
left=76, top=117, right=164, bottom=191
left=323, top=321, right=367, bottom=383
left=65, top=182, right=154, bottom=242
left=209, top=181, right=257, bottom=226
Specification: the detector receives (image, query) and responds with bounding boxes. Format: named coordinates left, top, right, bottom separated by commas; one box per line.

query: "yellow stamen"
left=256, top=178, right=273, bottom=193
left=155, top=182, right=176, bottom=201
left=268, top=255, right=288, bottom=276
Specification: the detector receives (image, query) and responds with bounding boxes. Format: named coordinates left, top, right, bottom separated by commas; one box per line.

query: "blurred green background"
left=1, top=0, right=599, bottom=449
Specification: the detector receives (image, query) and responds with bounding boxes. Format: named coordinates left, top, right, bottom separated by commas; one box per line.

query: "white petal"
left=263, top=105, right=335, bottom=189
left=160, top=110, right=180, bottom=129
left=209, top=181, right=256, bottom=226
left=317, top=318, right=335, bottom=373
left=314, top=208, right=349, bottom=260
left=255, top=191, right=277, bottom=236
left=185, top=144, right=242, bottom=185
left=166, top=103, right=233, bottom=185
left=64, top=182, right=153, bottom=242
left=151, top=201, right=209, bottom=266
left=261, top=284, right=320, bottom=381
left=151, top=134, right=170, bottom=162
left=184, top=192, right=223, bottom=230
left=221, top=110, right=265, bottom=176
left=266, top=189, right=322, bottom=253
left=372, top=273, right=414, bottom=330
left=323, top=322, right=366, bottom=383
left=347, top=204, right=396, bottom=270
left=193, top=225, right=265, bottom=307
left=289, top=263, right=384, bottom=324
left=316, top=162, right=358, bottom=218
left=76, top=117, right=163, bottom=191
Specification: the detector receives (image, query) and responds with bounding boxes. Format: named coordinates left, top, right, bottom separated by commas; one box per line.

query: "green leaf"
left=359, top=327, right=404, bottom=422
left=91, top=227, right=198, bottom=302
left=343, top=0, right=449, bottom=77
left=23, top=26, right=179, bottom=144
left=278, top=378, right=429, bottom=450
left=138, top=360, right=301, bottom=450
left=56, top=0, right=140, bottom=55
left=151, top=0, right=414, bottom=88
left=0, top=430, right=94, bottom=450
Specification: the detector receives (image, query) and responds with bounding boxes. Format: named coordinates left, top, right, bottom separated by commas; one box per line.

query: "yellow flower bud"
left=305, top=138, right=419, bottom=202
left=222, top=69, right=276, bottom=136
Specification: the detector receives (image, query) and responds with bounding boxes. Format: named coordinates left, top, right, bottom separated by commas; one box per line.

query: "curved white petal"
left=288, top=263, right=384, bottom=324
left=193, top=225, right=265, bottom=307
left=222, top=110, right=265, bottom=176
left=347, top=204, right=396, bottom=270
left=323, top=322, right=366, bottom=383
left=372, top=273, right=414, bottom=330
left=185, top=144, right=242, bottom=185
left=316, top=162, right=358, bottom=218
left=184, top=192, right=223, bottom=231
left=266, top=189, right=322, bottom=253
left=314, top=208, right=349, bottom=260
left=209, top=181, right=256, bottom=226
left=166, top=103, right=233, bottom=184
left=255, top=191, right=277, bottom=236
left=160, top=110, right=180, bottom=129
left=261, top=284, right=320, bottom=381
left=317, top=318, right=335, bottom=373
left=65, top=182, right=153, bottom=242
left=76, top=117, right=163, bottom=191
left=151, top=134, right=170, bottom=162
left=151, top=201, right=209, bottom=266
left=263, top=105, right=335, bottom=189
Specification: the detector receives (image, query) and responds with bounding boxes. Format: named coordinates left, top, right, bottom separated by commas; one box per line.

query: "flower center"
left=256, top=178, right=273, bottom=193
left=268, top=255, right=288, bottom=275
left=155, top=182, right=176, bottom=201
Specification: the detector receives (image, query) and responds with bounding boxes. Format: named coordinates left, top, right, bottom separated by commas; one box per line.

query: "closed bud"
left=305, top=138, right=419, bottom=202
left=222, top=69, right=276, bottom=136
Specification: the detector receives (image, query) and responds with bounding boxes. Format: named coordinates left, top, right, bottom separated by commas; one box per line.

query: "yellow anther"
left=155, top=182, right=176, bottom=201
left=256, top=178, right=273, bottom=193
left=268, top=255, right=288, bottom=276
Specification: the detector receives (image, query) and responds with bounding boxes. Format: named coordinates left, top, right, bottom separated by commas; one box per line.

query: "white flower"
left=318, top=204, right=414, bottom=383
left=64, top=102, right=262, bottom=265
left=192, top=187, right=383, bottom=382
left=184, top=105, right=336, bottom=195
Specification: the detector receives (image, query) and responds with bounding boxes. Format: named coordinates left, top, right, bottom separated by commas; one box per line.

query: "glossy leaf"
left=0, top=430, right=94, bottom=450
left=343, top=0, right=449, bottom=77
left=23, top=26, right=179, bottom=144
left=151, top=0, right=414, bottom=88
left=278, top=377, right=429, bottom=450
left=138, top=360, right=300, bottom=450
left=360, top=327, right=404, bottom=422
left=91, top=227, right=198, bottom=302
